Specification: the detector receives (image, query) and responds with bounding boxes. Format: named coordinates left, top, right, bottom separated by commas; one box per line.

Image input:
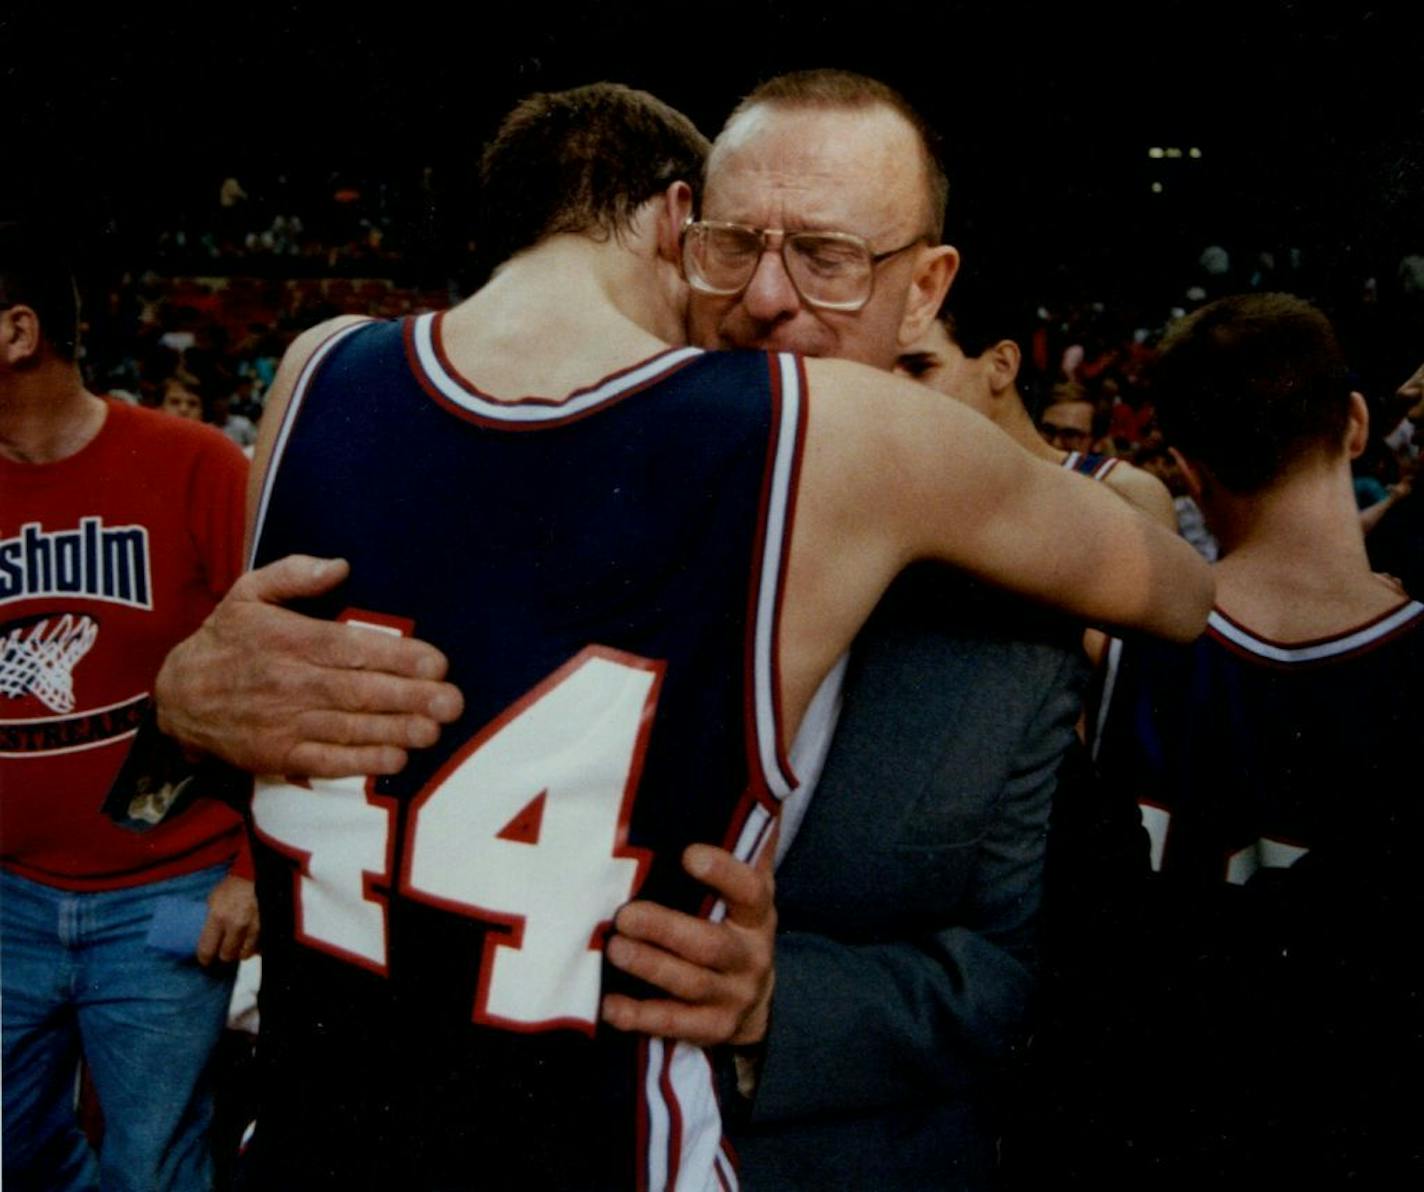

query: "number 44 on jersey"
left=253, top=636, right=664, bottom=1036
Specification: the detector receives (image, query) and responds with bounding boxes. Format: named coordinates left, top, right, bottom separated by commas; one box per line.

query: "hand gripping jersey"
left=246, top=315, right=806, bottom=1190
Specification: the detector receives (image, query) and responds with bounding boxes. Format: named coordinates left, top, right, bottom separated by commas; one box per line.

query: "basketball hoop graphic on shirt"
left=0, top=613, right=100, bottom=714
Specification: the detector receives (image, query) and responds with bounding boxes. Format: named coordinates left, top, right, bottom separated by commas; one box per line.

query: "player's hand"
left=155, top=555, right=464, bottom=777
left=197, top=874, right=260, bottom=966
left=601, top=829, right=776, bottom=1047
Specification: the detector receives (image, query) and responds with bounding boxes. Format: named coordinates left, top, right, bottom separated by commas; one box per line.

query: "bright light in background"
left=1165, top=147, right=1184, bottom=159
left=1189, top=147, right=1203, bottom=158
left=1152, top=181, right=1165, bottom=193
left=1149, top=147, right=1165, bottom=158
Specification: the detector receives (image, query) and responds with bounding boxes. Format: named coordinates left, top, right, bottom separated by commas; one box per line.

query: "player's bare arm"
left=154, top=318, right=464, bottom=777
left=803, top=358, right=1214, bottom=646
left=1105, top=462, right=1179, bottom=530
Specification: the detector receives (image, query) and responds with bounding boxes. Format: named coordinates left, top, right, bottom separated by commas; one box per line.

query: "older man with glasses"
left=593, top=71, right=1097, bottom=1190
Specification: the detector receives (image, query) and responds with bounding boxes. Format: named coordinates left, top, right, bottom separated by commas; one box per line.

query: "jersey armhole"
left=247, top=320, right=375, bottom=568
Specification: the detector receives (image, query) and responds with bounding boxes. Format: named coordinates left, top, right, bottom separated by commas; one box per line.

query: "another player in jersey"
left=228, top=85, right=1211, bottom=1189
left=896, top=270, right=1177, bottom=527
left=1090, top=293, right=1424, bottom=1180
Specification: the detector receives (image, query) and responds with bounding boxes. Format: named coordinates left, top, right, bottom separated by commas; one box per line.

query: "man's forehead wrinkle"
left=705, top=108, right=925, bottom=241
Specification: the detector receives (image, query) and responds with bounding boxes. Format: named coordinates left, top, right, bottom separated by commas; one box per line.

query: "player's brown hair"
left=723, top=70, right=948, bottom=243
left=476, top=83, right=709, bottom=278
left=1151, top=293, right=1353, bottom=493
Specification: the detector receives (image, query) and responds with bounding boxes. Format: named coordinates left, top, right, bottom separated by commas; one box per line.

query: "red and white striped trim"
left=247, top=319, right=373, bottom=569
left=1207, top=600, right=1424, bottom=663
left=1061, top=450, right=1120, bottom=481
left=408, top=311, right=703, bottom=426
left=748, top=353, right=806, bottom=802
left=641, top=1037, right=737, bottom=1191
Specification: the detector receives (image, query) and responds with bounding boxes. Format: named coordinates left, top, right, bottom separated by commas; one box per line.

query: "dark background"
left=5, top=1, right=1421, bottom=312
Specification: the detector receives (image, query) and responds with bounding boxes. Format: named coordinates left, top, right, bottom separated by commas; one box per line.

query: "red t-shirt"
left=0, top=399, right=252, bottom=890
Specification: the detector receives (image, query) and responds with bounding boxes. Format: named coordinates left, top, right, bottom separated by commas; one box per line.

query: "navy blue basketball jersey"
left=1061, top=450, right=1119, bottom=481
left=244, top=314, right=807, bottom=1190
left=1088, top=600, right=1424, bottom=1175
left=1092, top=599, right=1424, bottom=881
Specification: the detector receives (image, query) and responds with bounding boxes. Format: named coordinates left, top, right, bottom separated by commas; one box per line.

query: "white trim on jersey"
left=776, top=650, right=848, bottom=865
left=708, top=803, right=777, bottom=927
left=642, top=1038, right=738, bottom=1192
left=1207, top=601, right=1424, bottom=664
left=750, top=353, right=805, bottom=802
left=1091, top=635, right=1126, bottom=762
left=247, top=320, right=373, bottom=570
left=410, top=313, right=703, bottom=423
left=1061, top=450, right=1119, bottom=481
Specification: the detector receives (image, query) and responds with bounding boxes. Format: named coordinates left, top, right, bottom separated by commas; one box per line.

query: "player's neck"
left=479, top=236, right=683, bottom=346
left=1206, top=460, right=1404, bottom=636
left=1001, top=396, right=1062, bottom=464
left=445, top=237, right=686, bottom=402
left=0, top=364, right=106, bottom=464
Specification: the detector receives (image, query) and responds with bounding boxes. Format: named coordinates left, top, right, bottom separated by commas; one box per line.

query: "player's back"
left=1091, top=598, right=1424, bottom=1179
left=244, top=315, right=805, bottom=1189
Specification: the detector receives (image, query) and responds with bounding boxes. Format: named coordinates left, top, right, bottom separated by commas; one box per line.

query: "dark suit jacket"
left=730, top=566, right=1088, bottom=1191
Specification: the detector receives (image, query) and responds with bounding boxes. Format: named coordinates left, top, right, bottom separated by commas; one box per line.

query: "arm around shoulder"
left=801, top=361, right=1214, bottom=643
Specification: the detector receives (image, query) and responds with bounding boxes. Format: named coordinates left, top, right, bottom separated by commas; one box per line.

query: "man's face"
left=1038, top=400, right=1095, bottom=452
left=689, top=103, right=940, bottom=368
left=895, top=319, right=995, bottom=419
left=161, top=382, right=203, bottom=421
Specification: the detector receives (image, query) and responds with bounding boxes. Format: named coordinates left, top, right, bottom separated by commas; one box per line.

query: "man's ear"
left=1169, top=446, right=1204, bottom=503
left=655, top=181, right=694, bottom=265
left=896, top=243, right=959, bottom=350
left=1345, top=390, right=1369, bottom=460
left=985, top=338, right=1021, bottom=396
left=0, top=304, right=43, bottom=367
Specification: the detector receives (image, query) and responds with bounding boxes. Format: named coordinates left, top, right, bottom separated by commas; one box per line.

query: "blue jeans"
left=1, top=865, right=235, bottom=1192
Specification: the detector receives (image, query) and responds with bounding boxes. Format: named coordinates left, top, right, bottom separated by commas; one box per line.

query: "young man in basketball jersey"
left=1089, top=293, right=1424, bottom=1180
left=0, top=225, right=258, bottom=1191
left=219, top=84, right=1211, bottom=1188
left=896, top=270, right=1176, bottom=527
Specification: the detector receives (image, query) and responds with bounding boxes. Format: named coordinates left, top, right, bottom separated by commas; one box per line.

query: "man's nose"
left=740, top=244, right=802, bottom=323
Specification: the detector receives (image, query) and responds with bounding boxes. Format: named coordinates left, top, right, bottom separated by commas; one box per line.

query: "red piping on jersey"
left=715, top=1154, right=735, bottom=1192
left=740, top=352, right=802, bottom=804
left=635, top=1036, right=652, bottom=1192
left=659, top=1043, right=684, bottom=1190
left=702, top=797, right=774, bottom=918
left=769, top=354, right=810, bottom=789
left=402, top=313, right=702, bottom=431
left=1206, top=599, right=1424, bottom=666
left=719, top=1132, right=740, bottom=1185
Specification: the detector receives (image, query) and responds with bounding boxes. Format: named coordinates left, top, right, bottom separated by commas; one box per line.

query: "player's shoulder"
left=1103, top=459, right=1177, bottom=528
left=281, top=314, right=378, bottom=375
